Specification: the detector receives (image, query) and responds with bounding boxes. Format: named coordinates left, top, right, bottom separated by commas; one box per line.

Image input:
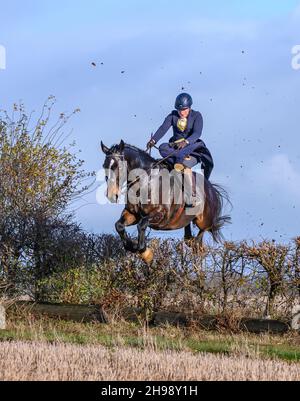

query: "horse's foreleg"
left=184, top=224, right=193, bottom=240
left=137, top=216, right=154, bottom=265
left=115, top=209, right=138, bottom=252
left=137, top=216, right=150, bottom=253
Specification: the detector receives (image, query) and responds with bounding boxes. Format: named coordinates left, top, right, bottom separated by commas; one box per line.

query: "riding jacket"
left=152, top=109, right=204, bottom=146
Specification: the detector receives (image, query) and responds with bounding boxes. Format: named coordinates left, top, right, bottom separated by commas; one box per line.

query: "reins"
left=109, top=144, right=181, bottom=197
left=126, top=144, right=180, bottom=191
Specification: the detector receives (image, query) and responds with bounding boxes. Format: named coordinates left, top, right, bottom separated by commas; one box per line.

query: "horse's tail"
left=209, top=183, right=232, bottom=243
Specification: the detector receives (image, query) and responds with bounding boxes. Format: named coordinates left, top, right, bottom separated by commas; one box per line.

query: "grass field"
left=0, top=341, right=299, bottom=381
left=0, top=312, right=299, bottom=380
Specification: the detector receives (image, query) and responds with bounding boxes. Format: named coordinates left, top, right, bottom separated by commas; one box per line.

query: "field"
left=1, top=341, right=299, bottom=381
left=0, top=313, right=299, bottom=381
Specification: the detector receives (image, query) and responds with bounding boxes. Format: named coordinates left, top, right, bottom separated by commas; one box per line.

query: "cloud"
left=292, top=3, right=300, bottom=19
left=250, top=154, right=300, bottom=200
left=1, top=1, right=300, bottom=242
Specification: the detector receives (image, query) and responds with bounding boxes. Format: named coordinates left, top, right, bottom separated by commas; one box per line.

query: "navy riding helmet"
left=175, top=93, right=193, bottom=111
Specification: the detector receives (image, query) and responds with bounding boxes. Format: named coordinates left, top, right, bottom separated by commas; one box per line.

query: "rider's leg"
left=172, top=157, right=198, bottom=206
left=184, top=168, right=206, bottom=216
left=183, top=167, right=195, bottom=207
left=173, top=165, right=195, bottom=206
left=159, top=143, right=176, bottom=164
left=176, top=143, right=203, bottom=163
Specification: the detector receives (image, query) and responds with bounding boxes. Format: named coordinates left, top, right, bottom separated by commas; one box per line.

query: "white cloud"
left=251, top=154, right=300, bottom=199
left=0, top=45, right=6, bottom=70
left=292, top=3, right=300, bottom=19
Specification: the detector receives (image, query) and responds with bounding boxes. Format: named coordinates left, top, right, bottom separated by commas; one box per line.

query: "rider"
left=147, top=93, right=214, bottom=207
left=147, top=93, right=214, bottom=179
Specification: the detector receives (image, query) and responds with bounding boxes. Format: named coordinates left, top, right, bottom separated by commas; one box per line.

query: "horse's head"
left=101, top=140, right=126, bottom=203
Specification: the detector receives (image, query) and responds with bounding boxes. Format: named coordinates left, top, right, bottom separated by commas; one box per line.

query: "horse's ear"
left=119, top=140, right=125, bottom=152
left=101, top=141, right=110, bottom=155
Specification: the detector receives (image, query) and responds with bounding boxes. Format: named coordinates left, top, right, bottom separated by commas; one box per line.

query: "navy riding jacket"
left=152, top=109, right=204, bottom=145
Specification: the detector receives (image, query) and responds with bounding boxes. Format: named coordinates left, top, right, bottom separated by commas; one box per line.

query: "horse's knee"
left=122, top=210, right=138, bottom=227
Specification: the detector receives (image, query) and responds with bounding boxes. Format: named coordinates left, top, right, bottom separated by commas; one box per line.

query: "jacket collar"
left=174, top=109, right=194, bottom=131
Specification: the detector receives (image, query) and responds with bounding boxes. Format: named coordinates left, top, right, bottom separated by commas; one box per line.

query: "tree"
left=0, top=97, right=95, bottom=297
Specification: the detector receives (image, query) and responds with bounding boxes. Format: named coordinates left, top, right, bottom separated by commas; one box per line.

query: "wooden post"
left=0, top=304, right=6, bottom=330
left=291, top=305, right=300, bottom=331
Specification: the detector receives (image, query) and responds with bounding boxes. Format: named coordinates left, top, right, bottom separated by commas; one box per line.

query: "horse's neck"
left=124, top=147, right=156, bottom=171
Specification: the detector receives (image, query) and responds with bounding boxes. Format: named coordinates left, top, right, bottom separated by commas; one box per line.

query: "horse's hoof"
left=124, top=240, right=133, bottom=252
left=139, top=248, right=154, bottom=265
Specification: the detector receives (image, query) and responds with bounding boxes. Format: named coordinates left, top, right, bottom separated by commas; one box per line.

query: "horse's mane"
left=124, top=143, right=159, bottom=162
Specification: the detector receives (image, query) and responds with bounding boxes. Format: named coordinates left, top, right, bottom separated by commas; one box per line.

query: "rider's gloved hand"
left=146, top=139, right=156, bottom=151
left=176, top=139, right=189, bottom=150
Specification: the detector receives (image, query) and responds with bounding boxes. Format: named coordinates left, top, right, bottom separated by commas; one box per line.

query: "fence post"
left=291, top=305, right=300, bottom=331
left=0, top=304, right=6, bottom=330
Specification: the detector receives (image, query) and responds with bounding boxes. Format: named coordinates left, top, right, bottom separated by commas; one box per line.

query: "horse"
left=101, top=140, right=231, bottom=264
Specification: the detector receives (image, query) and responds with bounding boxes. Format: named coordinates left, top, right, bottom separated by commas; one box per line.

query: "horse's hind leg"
left=193, top=212, right=210, bottom=252
left=188, top=229, right=205, bottom=255
left=196, top=229, right=205, bottom=247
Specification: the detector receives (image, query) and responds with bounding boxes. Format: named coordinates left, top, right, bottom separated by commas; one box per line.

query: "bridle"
left=104, top=145, right=182, bottom=197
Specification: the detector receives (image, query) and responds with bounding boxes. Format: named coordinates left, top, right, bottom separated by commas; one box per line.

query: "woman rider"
left=147, top=93, right=214, bottom=208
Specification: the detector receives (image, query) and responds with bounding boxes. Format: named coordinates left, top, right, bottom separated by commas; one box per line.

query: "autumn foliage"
left=0, top=98, right=94, bottom=297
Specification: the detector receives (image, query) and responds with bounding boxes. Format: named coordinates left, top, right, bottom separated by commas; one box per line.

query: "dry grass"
left=1, top=312, right=300, bottom=362
left=1, top=313, right=299, bottom=381
left=0, top=341, right=299, bottom=381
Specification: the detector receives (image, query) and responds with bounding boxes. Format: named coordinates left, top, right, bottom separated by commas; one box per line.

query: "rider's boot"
left=174, top=163, right=206, bottom=212
left=174, top=163, right=196, bottom=208
left=183, top=167, right=196, bottom=209
left=174, top=163, right=185, bottom=173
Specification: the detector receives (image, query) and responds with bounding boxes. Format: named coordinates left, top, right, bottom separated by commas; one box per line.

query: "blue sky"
left=1, top=0, right=300, bottom=243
